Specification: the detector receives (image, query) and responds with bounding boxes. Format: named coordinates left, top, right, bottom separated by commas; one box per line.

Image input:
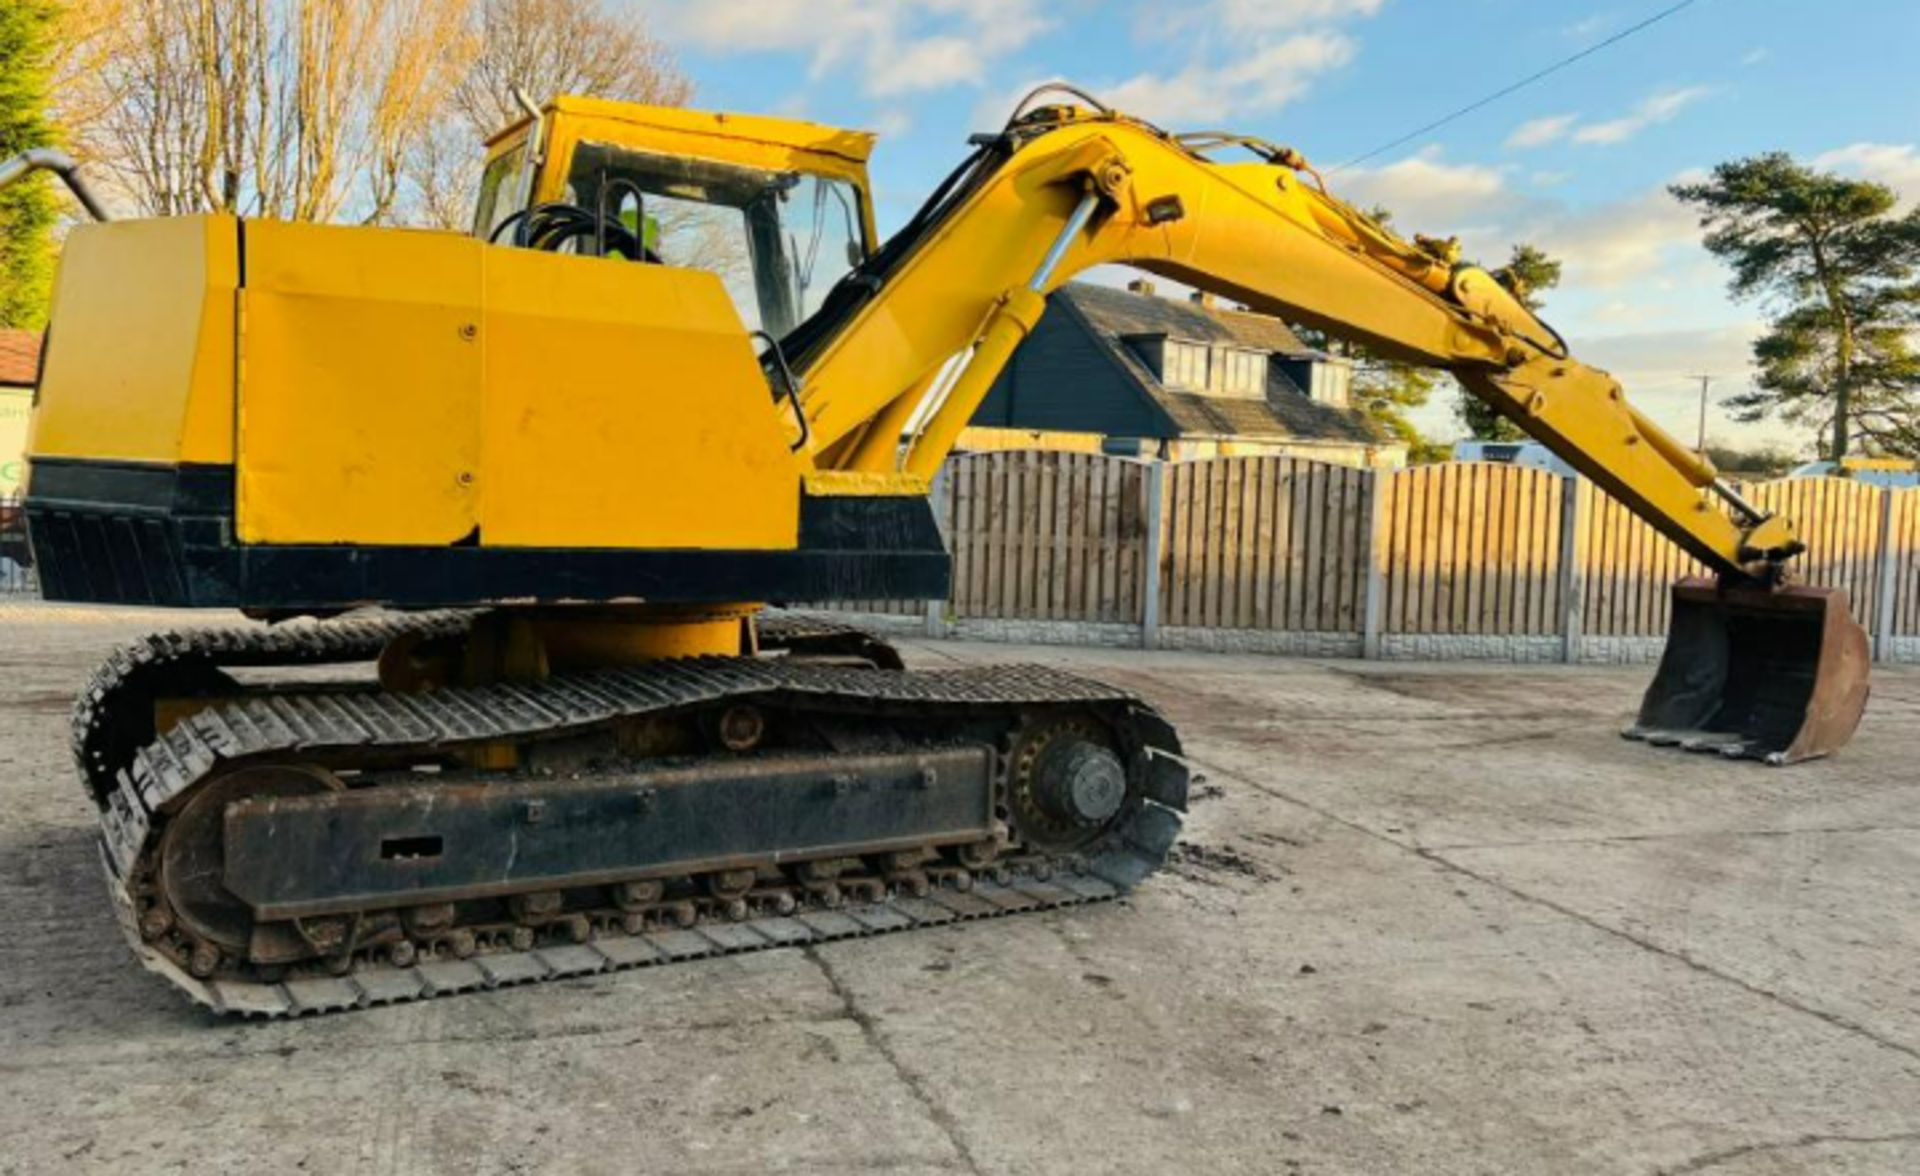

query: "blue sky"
left=647, top=0, right=1920, bottom=453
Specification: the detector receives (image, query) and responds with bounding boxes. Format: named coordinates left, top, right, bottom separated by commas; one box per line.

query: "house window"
left=1163, top=341, right=1209, bottom=390
left=1216, top=347, right=1265, bottom=397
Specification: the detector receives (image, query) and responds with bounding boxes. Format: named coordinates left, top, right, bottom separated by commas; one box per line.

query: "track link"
left=72, top=608, right=896, bottom=810
left=72, top=611, right=480, bottom=809
left=90, top=629, right=1186, bottom=1018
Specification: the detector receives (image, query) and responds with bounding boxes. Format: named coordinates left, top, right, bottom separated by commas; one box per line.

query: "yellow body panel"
left=238, top=218, right=794, bottom=549
left=231, top=220, right=801, bottom=550
left=28, top=216, right=238, bottom=465
left=239, top=221, right=483, bottom=544
left=478, top=246, right=800, bottom=549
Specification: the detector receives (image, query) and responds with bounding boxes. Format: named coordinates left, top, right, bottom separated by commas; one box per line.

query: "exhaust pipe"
left=0, top=149, right=110, bottom=221
left=1624, top=578, right=1870, bottom=765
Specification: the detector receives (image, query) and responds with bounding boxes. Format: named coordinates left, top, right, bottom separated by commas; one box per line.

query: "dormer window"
left=1163, top=340, right=1209, bottom=390
left=1154, top=341, right=1266, bottom=398
left=1215, top=347, right=1265, bottom=398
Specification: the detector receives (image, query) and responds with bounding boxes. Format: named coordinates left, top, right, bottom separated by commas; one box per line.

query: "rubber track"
left=71, top=611, right=479, bottom=808
left=101, top=658, right=1186, bottom=1018
left=72, top=609, right=885, bottom=810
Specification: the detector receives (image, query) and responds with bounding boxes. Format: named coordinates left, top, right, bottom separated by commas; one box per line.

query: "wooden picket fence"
left=1158, top=456, right=1373, bottom=633
left=806, top=449, right=1920, bottom=659
left=946, top=450, right=1149, bottom=623
left=1377, top=462, right=1566, bottom=637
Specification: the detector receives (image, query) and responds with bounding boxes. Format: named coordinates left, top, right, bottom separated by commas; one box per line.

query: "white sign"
left=0, top=389, right=27, bottom=496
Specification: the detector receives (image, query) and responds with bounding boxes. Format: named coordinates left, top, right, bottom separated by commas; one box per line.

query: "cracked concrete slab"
left=3, top=607, right=1920, bottom=1173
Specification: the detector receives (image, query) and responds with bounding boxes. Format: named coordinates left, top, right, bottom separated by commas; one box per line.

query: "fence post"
left=926, top=463, right=951, bottom=639
left=1361, top=466, right=1391, bottom=659
left=1141, top=460, right=1167, bottom=649
left=1558, top=476, right=1586, bottom=663
left=1873, top=486, right=1897, bottom=663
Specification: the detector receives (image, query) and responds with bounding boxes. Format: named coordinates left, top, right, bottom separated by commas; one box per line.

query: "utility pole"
left=1686, top=374, right=1715, bottom=452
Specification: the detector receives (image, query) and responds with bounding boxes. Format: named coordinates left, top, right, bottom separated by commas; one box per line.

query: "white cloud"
left=1334, top=152, right=1707, bottom=291
left=1740, top=47, right=1770, bottom=66
left=867, top=109, right=914, bottom=139
left=1587, top=299, right=1671, bottom=328
left=867, top=36, right=981, bottom=96
left=1215, top=0, right=1386, bottom=30
left=1336, top=147, right=1525, bottom=240
left=1814, top=143, right=1920, bottom=206
left=654, top=0, right=1051, bottom=98
left=1531, top=170, right=1572, bottom=188
left=1094, top=31, right=1359, bottom=125
left=1528, top=185, right=1701, bottom=288
left=1506, top=114, right=1578, bottom=150
left=1565, top=13, right=1611, bottom=38
left=1581, top=323, right=1763, bottom=375
left=1571, top=85, right=1712, bottom=145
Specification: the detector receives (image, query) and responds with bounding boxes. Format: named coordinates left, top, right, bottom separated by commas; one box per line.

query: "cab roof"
left=485, top=96, right=877, bottom=166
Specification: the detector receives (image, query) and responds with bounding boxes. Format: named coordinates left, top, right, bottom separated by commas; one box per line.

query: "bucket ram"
left=1624, top=578, right=1870, bottom=764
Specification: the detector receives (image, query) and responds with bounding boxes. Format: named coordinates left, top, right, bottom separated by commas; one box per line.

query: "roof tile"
left=1060, top=282, right=1312, bottom=354
left=0, top=330, right=42, bottom=387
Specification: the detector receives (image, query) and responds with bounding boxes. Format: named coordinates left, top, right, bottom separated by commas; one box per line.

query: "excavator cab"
left=473, top=97, right=879, bottom=338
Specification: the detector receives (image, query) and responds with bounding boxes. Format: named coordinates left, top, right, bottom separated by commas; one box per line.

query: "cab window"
left=472, top=145, right=527, bottom=240
left=564, top=142, right=867, bottom=339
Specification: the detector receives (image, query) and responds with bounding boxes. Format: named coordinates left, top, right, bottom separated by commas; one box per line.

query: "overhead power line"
left=1331, top=0, right=1703, bottom=172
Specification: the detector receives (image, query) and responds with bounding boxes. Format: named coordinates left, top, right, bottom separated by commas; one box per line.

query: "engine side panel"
left=27, top=215, right=238, bottom=467
left=478, top=244, right=803, bottom=550
left=239, top=221, right=484, bottom=545
left=236, top=220, right=803, bottom=550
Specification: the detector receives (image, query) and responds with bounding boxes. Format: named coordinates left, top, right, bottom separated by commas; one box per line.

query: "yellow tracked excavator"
left=4, top=86, right=1869, bottom=1015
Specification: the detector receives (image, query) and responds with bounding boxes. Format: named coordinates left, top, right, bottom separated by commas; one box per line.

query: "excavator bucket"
left=1624, top=579, right=1871, bottom=764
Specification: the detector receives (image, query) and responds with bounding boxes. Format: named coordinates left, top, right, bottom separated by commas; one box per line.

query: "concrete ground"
left=3, top=604, right=1919, bottom=1175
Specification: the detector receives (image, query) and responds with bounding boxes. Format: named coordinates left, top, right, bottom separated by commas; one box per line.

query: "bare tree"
left=409, top=0, right=693, bottom=229
left=452, top=0, right=690, bottom=137
left=51, top=0, right=689, bottom=229
left=56, top=0, right=474, bottom=223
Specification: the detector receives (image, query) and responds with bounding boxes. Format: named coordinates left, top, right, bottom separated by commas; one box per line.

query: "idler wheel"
left=157, top=764, right=343, bottom=955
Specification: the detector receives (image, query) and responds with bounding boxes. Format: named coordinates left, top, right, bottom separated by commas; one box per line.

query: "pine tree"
left=0, top=0, right=57, bottom=329
left=1672, top=153, right=1920, bottom=459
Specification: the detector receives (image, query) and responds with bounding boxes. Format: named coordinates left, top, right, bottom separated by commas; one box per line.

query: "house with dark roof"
left=965, top=280, right=1404, bottom=467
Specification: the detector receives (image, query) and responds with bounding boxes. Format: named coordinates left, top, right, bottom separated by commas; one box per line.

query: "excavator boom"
left=773, top=93, right=1867, bottom=762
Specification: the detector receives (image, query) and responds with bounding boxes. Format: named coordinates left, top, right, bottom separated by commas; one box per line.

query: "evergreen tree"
left=0, top=0, right=57, bottom=329
left=1672, top=153, right=1920, bottom=459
